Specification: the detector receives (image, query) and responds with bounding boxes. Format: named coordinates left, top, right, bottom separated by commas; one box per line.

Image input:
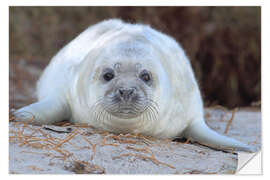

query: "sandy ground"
left=9, top=60, right=261, bottom=174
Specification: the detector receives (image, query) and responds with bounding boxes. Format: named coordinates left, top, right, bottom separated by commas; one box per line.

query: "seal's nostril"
left=118, top=88, right=135, bottom=99
left=129, top=89, right=134, bottom=95
left=119, top=89, right=124, bottom=95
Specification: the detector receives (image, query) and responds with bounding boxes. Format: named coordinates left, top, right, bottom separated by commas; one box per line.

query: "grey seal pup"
left=14, top=19, right=255, bottom=152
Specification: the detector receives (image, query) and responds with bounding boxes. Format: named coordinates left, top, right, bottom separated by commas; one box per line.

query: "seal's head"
left=72, top=20, right=188, bottom=136
left=88, top=36, right=162, bottom=124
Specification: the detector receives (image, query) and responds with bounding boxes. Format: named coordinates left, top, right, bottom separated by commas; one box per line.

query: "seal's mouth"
left=110, top=106, right=143, bottom=119
left=91, top=97, right=158, bottom=122
left=104, top=95, right=148, bottom=118
left=103, top=92, right=146, bottom=119
left=118, top=107, right=134, bottom=113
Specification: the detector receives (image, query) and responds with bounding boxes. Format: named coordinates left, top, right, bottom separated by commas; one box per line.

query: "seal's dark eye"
left=103, top=72, right=114, bottom=81
left=140, top=70, right=151, bottom=83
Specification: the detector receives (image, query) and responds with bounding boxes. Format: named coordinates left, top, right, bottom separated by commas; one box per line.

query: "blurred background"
left=9, top=7, right=261, bottom=109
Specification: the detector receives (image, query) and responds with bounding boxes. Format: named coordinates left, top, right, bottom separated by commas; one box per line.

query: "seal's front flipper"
left=184, top=120, right=256, bottom=152
left=13, top=96, right=70, bottom=125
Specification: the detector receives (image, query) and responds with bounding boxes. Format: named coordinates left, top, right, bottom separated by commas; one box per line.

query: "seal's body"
left=15, top=19, right=254, bottom=152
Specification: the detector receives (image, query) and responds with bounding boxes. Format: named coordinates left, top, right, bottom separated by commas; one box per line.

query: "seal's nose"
left=117, top=87, right=135, bottom=101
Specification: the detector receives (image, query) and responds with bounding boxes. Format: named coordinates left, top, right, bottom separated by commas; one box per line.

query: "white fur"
left=15, top=19, right=255, bottom=152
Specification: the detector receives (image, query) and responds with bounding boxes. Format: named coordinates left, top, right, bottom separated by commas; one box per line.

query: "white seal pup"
left=14, top=19, right=255, bottom=152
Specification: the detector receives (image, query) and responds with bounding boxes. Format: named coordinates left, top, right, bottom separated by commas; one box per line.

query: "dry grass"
left=224, top=108, right=238, bottom=134
left=9, top=111, right=177, bottom=173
